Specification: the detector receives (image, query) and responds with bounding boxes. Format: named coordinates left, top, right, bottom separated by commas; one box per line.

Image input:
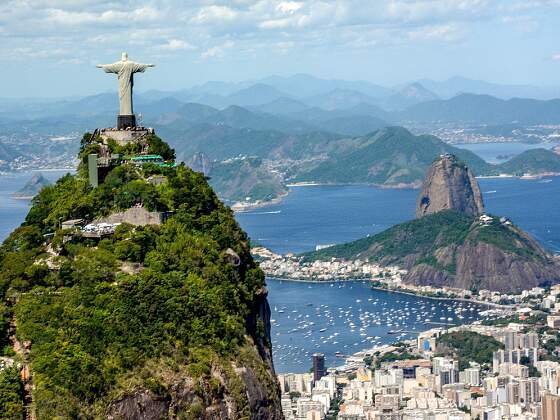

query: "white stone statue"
left=96, top=52, right=155, bottom=117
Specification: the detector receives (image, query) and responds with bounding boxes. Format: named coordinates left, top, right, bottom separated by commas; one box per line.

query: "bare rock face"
left=416, top=154, right=484, bottom=218
left=187, top=152, right=212, bottom=176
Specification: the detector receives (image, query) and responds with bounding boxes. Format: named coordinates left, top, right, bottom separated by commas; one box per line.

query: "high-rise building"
left=543, top=393, right=560, bottom=420
left=312, top=353, right=326, bottom=382
left=461, top=367, right=481, bottom=387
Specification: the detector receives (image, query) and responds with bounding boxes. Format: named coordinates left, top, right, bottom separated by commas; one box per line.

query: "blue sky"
left=1, top=0, right=560, bottom=97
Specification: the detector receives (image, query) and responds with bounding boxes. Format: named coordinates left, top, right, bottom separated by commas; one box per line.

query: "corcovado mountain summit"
left=0, top=54, right=283, bottom=419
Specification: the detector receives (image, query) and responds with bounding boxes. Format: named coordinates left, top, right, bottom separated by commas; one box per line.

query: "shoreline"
left=266, top=276, right=516, bottom=309
left=370, top=286, right=516, bottom=309
left=230, top=191, right=289, bottom=213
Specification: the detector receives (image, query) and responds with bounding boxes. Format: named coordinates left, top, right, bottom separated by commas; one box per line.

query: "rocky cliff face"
left=187, top=152, right=212, bottom=176
left=416, top=154, right=485, bottom=218
left=402, top=220, right=560, bottom=293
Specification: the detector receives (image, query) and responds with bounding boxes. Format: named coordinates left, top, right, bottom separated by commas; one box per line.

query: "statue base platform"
left=99, top=126, right=155, bottom=146
left=117, top=114, right=136, bottom=129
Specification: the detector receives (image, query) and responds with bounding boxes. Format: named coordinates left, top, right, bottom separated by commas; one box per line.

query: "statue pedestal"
left=117, top=115, right=136, bottom=129
left=99, top=127, right=154, bottom=146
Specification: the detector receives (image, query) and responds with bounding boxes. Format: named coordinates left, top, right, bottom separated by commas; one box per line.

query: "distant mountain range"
left=416, top=76, right=560, bottom=100
left=3, top=74, right=560, bottom=132
left=290, top=127, right=560, bottom=187
left=2, top=74, right=560, bottom=204
left=399, top=94, right=560, bottom=125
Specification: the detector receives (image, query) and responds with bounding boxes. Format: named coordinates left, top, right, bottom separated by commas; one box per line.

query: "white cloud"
left=407, top=24, right=463, bottom=42
left=201, top=40, right=235, bottom=59
left=158, top=39, right=196, bottom=51
left=552, top=54, right=560, bottom=61
left=191, top=5, right=239, bottom=24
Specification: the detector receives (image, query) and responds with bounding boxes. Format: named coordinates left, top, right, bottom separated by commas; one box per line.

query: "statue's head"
left=121, top=52, right=128, bottom=61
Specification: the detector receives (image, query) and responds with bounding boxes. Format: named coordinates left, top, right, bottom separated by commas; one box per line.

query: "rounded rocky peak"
left=416, top=154, right=485, bottom=218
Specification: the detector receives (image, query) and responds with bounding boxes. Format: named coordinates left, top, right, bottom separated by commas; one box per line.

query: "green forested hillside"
left=0, top=133, right=281, bottom=418
left=292, top=127, right=492, bottom=186
left=497, top=148, right=560, bottom=175
left=304, top=210, right=560, bottom=292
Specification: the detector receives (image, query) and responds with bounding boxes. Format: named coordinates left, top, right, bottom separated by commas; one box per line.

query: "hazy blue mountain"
left=259, top=73, right=392, bottom=98
left=381, top=82, right=439, bottom=110
left=318, top=115, right=388, bottom=136
left=158, top=103, right=315, bottom=134
left=400, top=93, right=560, bottom=124
left=207, top=156, right=288, bottom=203
left=293, top=126, right=491, bottom=186
left=11, top=173, right=51, bottom=199
left=497, top=148, right=560, bottom=175
left=224, top=83, right=293, bottom=107
left=184, top=80, right=251, bottom=96
left=252, top=97, right=310, bottom=115
left=197, top=105, right=314, bottom=132
left=167, top=124, right=344, bottom=162
left=0, top=141, right=18, bottom=167
left=302, top=88, right=382, bottom=110
left=136, top=97, right=186, bottom=122
left=417, top=76, right=560, bottom=100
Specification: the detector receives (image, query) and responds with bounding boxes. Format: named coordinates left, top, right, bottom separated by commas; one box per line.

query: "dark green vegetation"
left=375, top=351, right=422, bottom=369
left=497, top=148, right=560, bottom=175
left=0, top=366, right=24, bottom=420
left=291, top=127, right=491, bottom=186
left=0, top=133, right=280, bottom=418
left=305, top=211, right=476, bottom=262
left=437, top=331, right=504, bottom=370
left=305, top=210, right=560, bottom=292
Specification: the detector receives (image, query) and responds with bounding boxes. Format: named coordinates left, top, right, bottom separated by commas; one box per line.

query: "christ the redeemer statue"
left=97, top=52, right=155, bottom=129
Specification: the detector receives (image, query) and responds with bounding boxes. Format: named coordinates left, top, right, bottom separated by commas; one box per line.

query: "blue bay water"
left=267, top=280, right=484, bottom=373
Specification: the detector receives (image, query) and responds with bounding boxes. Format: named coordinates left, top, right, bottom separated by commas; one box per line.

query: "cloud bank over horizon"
left=1, top=0, right=560, bottom=97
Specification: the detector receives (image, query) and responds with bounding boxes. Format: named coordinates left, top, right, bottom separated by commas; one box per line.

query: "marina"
left=267, top=279, right=487, bottom=373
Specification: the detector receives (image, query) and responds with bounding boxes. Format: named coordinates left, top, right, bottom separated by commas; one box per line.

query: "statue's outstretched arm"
left=96, top=63, right=122, bottom=73
left=132, top=63, right=156, bottom=73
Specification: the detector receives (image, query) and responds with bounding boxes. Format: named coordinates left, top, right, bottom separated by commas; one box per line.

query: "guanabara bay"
left=0, top=55, right=282, bottom=419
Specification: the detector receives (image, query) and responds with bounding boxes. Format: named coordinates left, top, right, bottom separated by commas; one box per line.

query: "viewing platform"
left=97, top=126, right=155, bottom=146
